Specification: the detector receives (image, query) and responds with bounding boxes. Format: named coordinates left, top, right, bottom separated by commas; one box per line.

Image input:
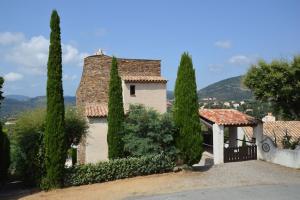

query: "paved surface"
left=127, top=184, right=300, bottom=200
left=2, top=160, right=299, bottom=200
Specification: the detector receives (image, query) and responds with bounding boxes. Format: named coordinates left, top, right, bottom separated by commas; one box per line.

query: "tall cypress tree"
left=44, top=10, right=66, bottom=189
left=173, top=52, right=203, bottom=165
left=0, top=77, right=10, bottom=184
left=107, top=57, right=125, bottom=159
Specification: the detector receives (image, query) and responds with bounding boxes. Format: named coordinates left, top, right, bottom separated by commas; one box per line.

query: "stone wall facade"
left=76, top=54, right=162, bottom=164
left=76, top=54, right=161, bottom=106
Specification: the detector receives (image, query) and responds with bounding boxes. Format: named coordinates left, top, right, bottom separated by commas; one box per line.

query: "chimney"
left=95, top=49, right=104, bottom=55
left=262, top=112, right=276, bottom=122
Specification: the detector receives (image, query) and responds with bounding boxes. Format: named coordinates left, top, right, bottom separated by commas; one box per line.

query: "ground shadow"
left=0, top=181, right=40, bottom=200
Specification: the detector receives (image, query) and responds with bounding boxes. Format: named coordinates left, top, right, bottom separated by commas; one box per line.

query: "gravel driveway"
left=128, top=184, right=300, bottom=200
left=4, top=160, right=300, bottom=200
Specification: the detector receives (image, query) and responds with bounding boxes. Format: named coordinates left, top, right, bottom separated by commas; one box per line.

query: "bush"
left=282, top=130, right=300, bottom=150
left=11, top=107, right=87, bottom=186
left=0, top=124, right=10, bottom=184
left=13, top=109, right=45, bottom=186
left=64, top=154, right=175, bottom=186
left=123, top=105, right=177, bottom=159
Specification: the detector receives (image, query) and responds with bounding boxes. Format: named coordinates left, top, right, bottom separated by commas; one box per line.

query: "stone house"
left=76, top=53, right=167, bottom=164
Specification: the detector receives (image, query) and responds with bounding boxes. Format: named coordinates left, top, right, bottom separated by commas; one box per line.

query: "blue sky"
left=0, top=0, right=300, bottom=97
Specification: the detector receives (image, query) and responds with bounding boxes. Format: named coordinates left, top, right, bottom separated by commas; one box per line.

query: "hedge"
left=64, top=154, right=175, bottom=186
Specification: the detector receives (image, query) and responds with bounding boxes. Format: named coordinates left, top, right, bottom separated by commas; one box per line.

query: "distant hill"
left=0, top=96, right=76, bottom=119
left=167, top=91, right=174, bottom=100
left=1, top=76, right=253, bottom=119
left=5, top=95, right=30, bottom=101
left=198, top=76, right=253, bottom=101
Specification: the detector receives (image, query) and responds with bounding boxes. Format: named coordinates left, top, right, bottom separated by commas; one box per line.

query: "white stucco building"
left=199, top=109, right=261, bottom=164
left=76, top=54, right=167, bottom=164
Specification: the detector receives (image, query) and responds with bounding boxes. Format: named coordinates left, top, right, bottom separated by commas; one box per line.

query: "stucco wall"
left=260, top=137, right=300, bottom=169
left=213, top=124, right=224, bottom=164
left=85, top=117, right=108, bottom=163
left=237, top=127, right=246, bottom=146
left=239, top=126, right=300, bottom=168
left=122, top=81, right=167, bottom=113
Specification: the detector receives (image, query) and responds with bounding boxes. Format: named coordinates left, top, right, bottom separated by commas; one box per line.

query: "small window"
left=130, top=85, right=135, bottom=96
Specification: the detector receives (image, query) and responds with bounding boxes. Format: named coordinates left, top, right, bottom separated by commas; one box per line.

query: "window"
left=130, top=85, right=135, bottom=96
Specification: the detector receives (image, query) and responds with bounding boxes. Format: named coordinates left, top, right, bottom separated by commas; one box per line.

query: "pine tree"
left=44, top=10, right=66, bottom=189
left=173, top=52, right=203, bottom=165
left=107, top=57, right=125, bottom=159
left=0, top=77, right=10, bottom=184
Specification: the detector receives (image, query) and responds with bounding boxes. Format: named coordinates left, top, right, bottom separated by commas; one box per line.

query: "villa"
left=76, top=51, right=167, bottom=164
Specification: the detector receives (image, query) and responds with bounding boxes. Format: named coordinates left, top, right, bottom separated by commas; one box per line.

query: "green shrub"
left=0, top=124, right=10, bottom=184
left=64, top=154, right=175, bottom=186
left=71, top=148, right=77, bottom=165
left=11, top=107, right=87, bottom=186
left=123, top=105, right=177, bottom=159
left=13, top=109, right=46, bottom=186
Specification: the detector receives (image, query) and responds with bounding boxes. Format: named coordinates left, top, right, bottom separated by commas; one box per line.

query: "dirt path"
left=6, top=161, right=300, bottom=200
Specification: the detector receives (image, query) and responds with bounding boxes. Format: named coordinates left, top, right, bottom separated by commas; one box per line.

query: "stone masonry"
left=76, top=54, right=161, bottom=106
left=76, top=54, right=161, bottom=164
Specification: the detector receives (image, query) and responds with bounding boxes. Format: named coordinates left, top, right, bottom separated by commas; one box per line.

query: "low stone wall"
left=260, top=136, right=300, bottom=169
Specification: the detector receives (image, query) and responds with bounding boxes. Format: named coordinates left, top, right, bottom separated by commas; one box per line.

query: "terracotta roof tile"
left=121, top=76, right=167, bottom=83
left=243, top=121, right=300, bottom=148
left=85, top=104, right=108, bottom=117
left=199, top=109, right=257, bottom=126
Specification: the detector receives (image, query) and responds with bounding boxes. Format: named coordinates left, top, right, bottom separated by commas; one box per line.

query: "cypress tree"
left=107, top=57, right=125, bottom=159
left=44, top=10, right=66, bottom=189
left=173, top=52, right=203, bottom=165
left=0, top=77, right=10, bottom=184
left=242, top=135, right=247, bottom=147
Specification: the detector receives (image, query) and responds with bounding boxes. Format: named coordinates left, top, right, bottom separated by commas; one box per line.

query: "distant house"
left=232, top=103, right=240, bottom=109
left=262, top=112, right=276, bottom=122
left=241, top=120, right=300, bottom=149
left=76, top=53, right=167, bottom=164
left=223, top=102, right=230, bottom=107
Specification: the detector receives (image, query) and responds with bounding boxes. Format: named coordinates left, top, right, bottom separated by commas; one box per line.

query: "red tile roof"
left=85, top=104, right=108, bottom=117
left=199, top=109, right=257, bottom=126
left=243, top=121, right=300, bottom=148
left=121, top=76, right=167, bottom=83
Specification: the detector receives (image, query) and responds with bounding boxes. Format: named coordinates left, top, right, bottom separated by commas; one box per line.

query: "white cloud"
left=0, top=32, right=25, bottom=45
left=229, top=55, right=251, bottom=65
left=62, top=44, right=89, bottom=67
left=214, top=40, right=232, bottom=49
left=5, top=35, right=49, bottom=75
left=4, top=72, right=24, bottom=81
left=63, top=74, right=77, bottom=81
left=1, top=32, right=88, bottom=75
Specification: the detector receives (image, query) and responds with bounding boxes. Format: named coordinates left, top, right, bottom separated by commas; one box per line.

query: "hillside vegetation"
left=1, top=76, right=254, bottom=119
left=198, top=75, right=253, bottom=101
left=0, top=96, right=75, bottom=119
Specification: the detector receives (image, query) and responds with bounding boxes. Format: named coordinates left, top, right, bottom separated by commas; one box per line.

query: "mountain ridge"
left=1, top=75, right=253, bottom=118
left=198, top=75, right=253, bottom=101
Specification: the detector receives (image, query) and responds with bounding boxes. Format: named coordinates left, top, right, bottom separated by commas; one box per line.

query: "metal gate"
left=224, top=145, right=257, bottom=163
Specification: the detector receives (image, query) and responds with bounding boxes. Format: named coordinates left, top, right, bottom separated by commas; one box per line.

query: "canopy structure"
left=199, top=109, right=258, bottom=127
left=198, top=109, right=263, bottom=164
